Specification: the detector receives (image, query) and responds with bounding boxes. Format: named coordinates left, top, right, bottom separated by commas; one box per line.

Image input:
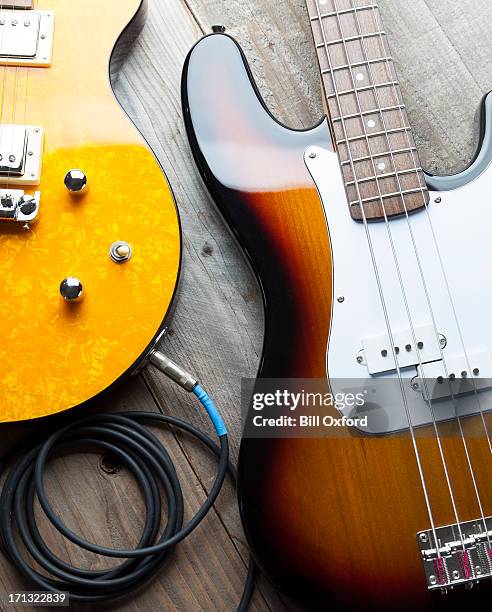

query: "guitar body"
left=183, top=33, right=492, bottom=610
left=0, top=0, right=181, bottom=423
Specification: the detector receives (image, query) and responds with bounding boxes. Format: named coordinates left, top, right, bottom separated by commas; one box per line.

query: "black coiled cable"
left=0, top=412, right=255, bottom=609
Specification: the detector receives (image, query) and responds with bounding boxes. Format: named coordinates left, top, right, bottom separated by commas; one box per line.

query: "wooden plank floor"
left=1, top=0, right=491, bottom=610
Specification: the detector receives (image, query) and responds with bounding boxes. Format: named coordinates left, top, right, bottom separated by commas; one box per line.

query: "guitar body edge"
left=0, top=0, right=181, bottom=423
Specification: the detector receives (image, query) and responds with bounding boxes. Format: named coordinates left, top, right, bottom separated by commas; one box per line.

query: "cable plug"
left=149, top=350, right=198, bottom=391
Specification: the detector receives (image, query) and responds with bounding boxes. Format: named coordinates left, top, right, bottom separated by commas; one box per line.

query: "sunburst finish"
left=182, top=32, right=492, bottom=610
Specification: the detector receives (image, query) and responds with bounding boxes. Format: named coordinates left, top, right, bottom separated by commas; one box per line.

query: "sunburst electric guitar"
left=0, top=0, right=181, bottom=423
left=183, top=2, right=492, bottom=610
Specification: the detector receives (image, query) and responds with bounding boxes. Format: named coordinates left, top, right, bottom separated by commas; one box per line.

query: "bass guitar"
left=182, top=2, right=492, bottom=609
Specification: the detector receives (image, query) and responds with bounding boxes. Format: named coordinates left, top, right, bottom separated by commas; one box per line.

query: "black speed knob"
left=60, top=277, right=83, bottom=301
left=64, top=170, right=88, bottom=194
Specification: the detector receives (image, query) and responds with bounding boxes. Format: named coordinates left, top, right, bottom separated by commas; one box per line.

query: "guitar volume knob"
left=64, top=169, right=88, bottom=195
left=60, top=277, right=83, bottom=301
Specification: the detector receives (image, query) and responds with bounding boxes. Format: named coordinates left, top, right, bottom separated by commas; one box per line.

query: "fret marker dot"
left=377, top=162, right=386, bottom=171
left=367, top=119, right=376, bottom=128
left=356, top=73, right=364, bottom=81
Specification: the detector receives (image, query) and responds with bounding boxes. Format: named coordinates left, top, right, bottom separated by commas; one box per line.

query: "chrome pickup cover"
left=418, top=516, right=492, bottom=591
left=0, top=124, right=43, bottom=185
left=2, top=2, right=34, bottom=8
left=0, top=188, right=39, bottom=223
left=0, top=10, right=54, bottom=67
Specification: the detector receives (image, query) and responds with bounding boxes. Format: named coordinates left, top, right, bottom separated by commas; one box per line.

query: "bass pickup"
left=415, top=350, right=492, bottom=401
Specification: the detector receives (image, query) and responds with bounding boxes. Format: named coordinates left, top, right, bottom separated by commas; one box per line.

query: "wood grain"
left=1, top=0, right=491, bottom=610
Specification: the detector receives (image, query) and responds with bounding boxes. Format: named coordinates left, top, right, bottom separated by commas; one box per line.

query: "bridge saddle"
left=418, top=517, right=492, bottom=591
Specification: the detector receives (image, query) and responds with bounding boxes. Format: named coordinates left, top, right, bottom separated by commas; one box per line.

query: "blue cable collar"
left=193, top=384, right=228, bottom=437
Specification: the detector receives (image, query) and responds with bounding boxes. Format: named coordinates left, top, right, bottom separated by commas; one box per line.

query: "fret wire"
left=337, top=126, right=412, bottom=145
left=314, top=1, right=426, bottom=203
left=340, top=147, right=418, bottom=165
left=349, top=187, right=426, bottom=206
left=347, top=2, right=427, bottom=197
left=320, top=0, right=418, bottom=215
left=310, top=4, right=379, bottom=20
left=368, top=4, right=430, bottom=203
left=346, top=166, right=424, bottom=186
left=316, top=31, right=386, bottom=48
left=332, top=104, right=405, bottom=122
left=310, top=0, right=424, bottom=215
left=322, top=56, right=393, bottom=73
left=326, top=80, right=399, bottom=98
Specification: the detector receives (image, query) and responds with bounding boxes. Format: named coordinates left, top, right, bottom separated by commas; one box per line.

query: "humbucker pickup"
left=0, top=9, right=54, bottom=67
left=418, top=517, right=492, bottom=591
left=3, top=2, right=35, bottom=8
left=0, top=124, right=44, bottom=185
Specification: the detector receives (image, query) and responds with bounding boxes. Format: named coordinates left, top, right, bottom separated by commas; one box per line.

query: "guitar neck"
left=306, top=0, right=429, bottom=220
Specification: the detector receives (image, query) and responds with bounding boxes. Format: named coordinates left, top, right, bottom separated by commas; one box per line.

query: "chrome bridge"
left=0, top=188, right=39, bottom=223
left=418, top=517, right=492, bottom=591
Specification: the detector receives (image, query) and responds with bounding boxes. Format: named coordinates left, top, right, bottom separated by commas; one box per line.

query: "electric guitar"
left=0, top=0, right=181, bottom=423
left=182, top=2, right=492, bottom=609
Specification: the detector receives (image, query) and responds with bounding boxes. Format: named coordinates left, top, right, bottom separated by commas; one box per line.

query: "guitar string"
left=4, top=1, right=22, bottom=191
left=1, top=2, right=23, bottom=192
left=21, top=0, right=33, bottom=178
left=360, top=0, right=492, bottom=544
left=311, top=0, right=441, bottom=555
left=6, top=0, right=33, bottom=191
left=347, top=0, right=490, bottom=547
left=3, top=2, right=36, bottom=195
left=369, top=2, right=492, bottom=456
left=0, top=2, right=12, bottom=188
left=327, top=0, right=470, bottom=552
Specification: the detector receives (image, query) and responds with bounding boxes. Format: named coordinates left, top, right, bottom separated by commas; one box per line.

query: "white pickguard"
left=306, top=145, right=492, bottom=435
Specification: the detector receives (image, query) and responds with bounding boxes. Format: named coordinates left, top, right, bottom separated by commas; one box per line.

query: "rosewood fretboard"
left=306, top=0, right=429, bottom=220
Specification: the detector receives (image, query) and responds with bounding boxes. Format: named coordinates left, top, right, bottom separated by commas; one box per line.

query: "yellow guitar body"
left=0, top=0, right=181, bottom=422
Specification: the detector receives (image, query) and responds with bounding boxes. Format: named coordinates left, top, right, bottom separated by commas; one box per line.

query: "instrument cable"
left=0, top=355, right=256, bottom=609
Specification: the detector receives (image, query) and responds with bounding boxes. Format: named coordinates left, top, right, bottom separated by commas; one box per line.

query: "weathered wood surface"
left=1, top=0, right=491, bottom=610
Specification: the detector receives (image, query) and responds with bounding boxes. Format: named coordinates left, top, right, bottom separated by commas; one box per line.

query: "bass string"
left=369, top=2, right=492, bottom=454
left=361, top=0, right=491, bottom=545
left=368, top=0, right=492, bottom=454
left=328, top=0, right=472, bottom=552
left=343, top=0, right=489, bottom=547
left=311, top=0, right=441, bottom=555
